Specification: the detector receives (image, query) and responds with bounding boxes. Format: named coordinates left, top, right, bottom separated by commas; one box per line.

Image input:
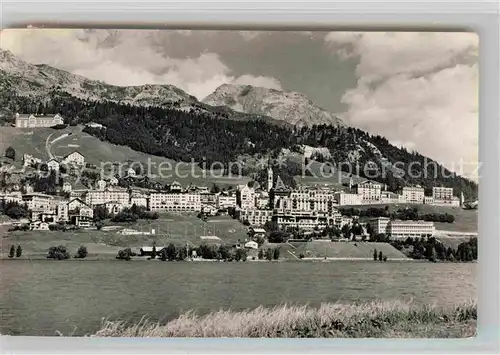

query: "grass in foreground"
left=93, top=300, right=476, bottom=338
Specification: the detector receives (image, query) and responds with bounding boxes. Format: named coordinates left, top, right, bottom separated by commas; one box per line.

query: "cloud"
left=325, top=32, right=478, bottom=180
left=0, top=29, right=282, bottom=99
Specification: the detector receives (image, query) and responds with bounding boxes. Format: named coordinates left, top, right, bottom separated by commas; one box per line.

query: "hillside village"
left=1, top=113, right=478, bottom=247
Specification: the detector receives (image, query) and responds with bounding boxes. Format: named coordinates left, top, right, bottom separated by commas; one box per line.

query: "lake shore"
left=92, top=300, right=477, bottom=338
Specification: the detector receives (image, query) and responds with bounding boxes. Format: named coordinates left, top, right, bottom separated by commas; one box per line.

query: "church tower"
left=267, top=165, right=274, bottom=192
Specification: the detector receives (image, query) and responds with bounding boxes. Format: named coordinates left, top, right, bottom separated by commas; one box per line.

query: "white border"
left=1, top=0, right=499, bottom=354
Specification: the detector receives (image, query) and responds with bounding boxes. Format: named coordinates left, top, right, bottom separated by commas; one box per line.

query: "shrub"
left=299, top=253, right=305, bottom=259
left=5, top=146, right=15, bottom=160
left=258, top=249, right=264, bottom=260
left=75, top=245, right=88, bottom=259
left=116, top=248, right=132, bottom=261
left=16, top=245, right=22, bottom=258
left=47, top=245, right=70, bottom=260
left=273, top=248, right=280, bottom=260
left=8, top=245, right=15, bottom=258
left=378, top=251, right=383, bottom=261
left=373, top=249, right=378, bottom=261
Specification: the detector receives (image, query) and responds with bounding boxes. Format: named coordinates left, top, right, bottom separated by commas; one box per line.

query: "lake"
left=0, top=260, right=476, bottom=336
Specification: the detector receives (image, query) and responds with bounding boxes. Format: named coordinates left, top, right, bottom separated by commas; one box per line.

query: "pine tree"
left=378, top=251, right=383, bottom=261
left=373, top=249, right=378, bottom=261
left=8, top=245, right=15, bottom=258
left=16, top=245, right=22, bottom=258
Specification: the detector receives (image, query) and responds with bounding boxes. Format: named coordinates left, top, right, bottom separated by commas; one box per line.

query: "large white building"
left=273, top=210, right=344, bottom=231
left=85, top=187, right=130, bottom=207
left=237, top=185, right=255, bottom=210
left=216, top=194, right=237, bottom=209
left=239, top=209, right=273, bottom=226
left=354, top=181, right=382, bottom=203
left=432, top=187, right=454, bottom=201
left=369, top=217, right=391, bottom=235
left=335, top=192, right=361, bottom=206
left=402, top=186, right=425, bottom=204
left=387, top=220, right=435, bottom=239
left=21, top=193, right=54, bottom=212
left=15, top=113, right=64, bottom=128
left=149, top=192, right=201, bottom=212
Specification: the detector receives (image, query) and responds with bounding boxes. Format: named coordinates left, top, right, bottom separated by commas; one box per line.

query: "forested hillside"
left=3, top=91, right=478, bottom=199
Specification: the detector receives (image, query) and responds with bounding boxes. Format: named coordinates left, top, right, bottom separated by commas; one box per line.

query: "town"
left=0, top=115, right=477, bottom=245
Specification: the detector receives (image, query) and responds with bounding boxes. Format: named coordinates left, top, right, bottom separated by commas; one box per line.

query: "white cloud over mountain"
left=0, top=29, right=282, bottom=100
left=324, top=32, right=478, bottom=180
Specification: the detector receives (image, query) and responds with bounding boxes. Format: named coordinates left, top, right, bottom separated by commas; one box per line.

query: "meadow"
left=95, top=300, right=477, bottom=338
left=0, top=260, right=476, bottom=336
left=0, top=214, right=250, bottom=258
left=0, top=126, right=250, bottom=187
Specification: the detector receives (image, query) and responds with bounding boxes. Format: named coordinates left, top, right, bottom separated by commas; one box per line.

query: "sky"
left=0, top=29, right=478, bottom=180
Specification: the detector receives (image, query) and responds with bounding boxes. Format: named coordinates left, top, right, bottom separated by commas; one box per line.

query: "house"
left=85, top=122, right=103, bottom=129
left=169, top=181, right=183, bottom=193
left=68, top=198, right=88, bottom=211
left=244, top=241, right=259, bottom=249
left=201, top=204, right=218, bottom=216
left=46, top=159, right=60, bottom=172
left=23, top=154, right=42, bottom=167
left=62, top=182, right=72, bottom=193
left=57, top=201, right=69, bottom=222
left=130, top=193, right=148, bottom=208
left=69, top=205, right=94, bottom=228
left=108, top=177, right=119, bottom=186
left=30, top=221, right=50, bottom=231
left=61, top=151, right=85, bottom=166
left=126, top=168, right=137, bottom=178
left=250, top=227, right=267, bottom=238
left=139, top=246, right=167, bottom=257
left=96, top=179, right=107, bottom=190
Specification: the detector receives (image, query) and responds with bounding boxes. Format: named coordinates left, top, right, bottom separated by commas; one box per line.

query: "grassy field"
left=347, top=203, right=477, bottom=233
left=92, top=300, right=476, bottom=338
left=0, top=125, right=250, bottom=187
left=288, top=241, right=408, bottom=260
left=0, top=214, right=250, bottom=258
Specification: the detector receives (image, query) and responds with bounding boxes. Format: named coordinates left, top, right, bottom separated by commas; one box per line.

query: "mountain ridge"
left=203, top=83, right=345, bottom=127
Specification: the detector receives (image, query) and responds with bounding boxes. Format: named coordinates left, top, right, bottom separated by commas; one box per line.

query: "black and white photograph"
left=0, top=29, right=478, bottom=338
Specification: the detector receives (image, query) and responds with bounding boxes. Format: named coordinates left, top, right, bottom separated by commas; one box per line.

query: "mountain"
left=203, top=83, right=345, bottom=127
left=0, top=49, right=285, bottom=126
left=0, top=49, right=198, bottom=107
left=0, top=49, right=478, bottom=198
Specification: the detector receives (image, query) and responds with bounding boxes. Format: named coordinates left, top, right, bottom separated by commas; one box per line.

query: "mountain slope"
left=0, top=49, right=286, bottom=126
left=203, top=83, right=345, bottom=127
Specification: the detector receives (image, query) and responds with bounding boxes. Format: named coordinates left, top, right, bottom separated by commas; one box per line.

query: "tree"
left=176, top=246, right=187, bottom=261
left=15, top=245, right=22, bottom=257
left=8, top=245, right=15, bottom=258
left=159, top=248, right=167, bottom=261
left=5, top=146, right=15, bottom=161
left=366, top=223, right=374, bottom=237
left=341, top=224, right=350, bottom=239
left=165, top=244, right=176, bottom=261
left=258, top=249, right=264, bottom=260
left=93, top=205, right=109, bottom=221
left=235, top=248, right=247, bottom=262
left=273, top=248, right=280, bottom=260
left=95, top=220, right=104, bottom=231
left=47, top=245, right=70, bottom=260
left=75, top=245, right=88, bottom=259
left=378, top=251, right=383, bottom=261
left=265, top=248, right=273, bottom=261
left=151, top=242, right=157, bottom=260
left=373, top=249, right=378, bottom=261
